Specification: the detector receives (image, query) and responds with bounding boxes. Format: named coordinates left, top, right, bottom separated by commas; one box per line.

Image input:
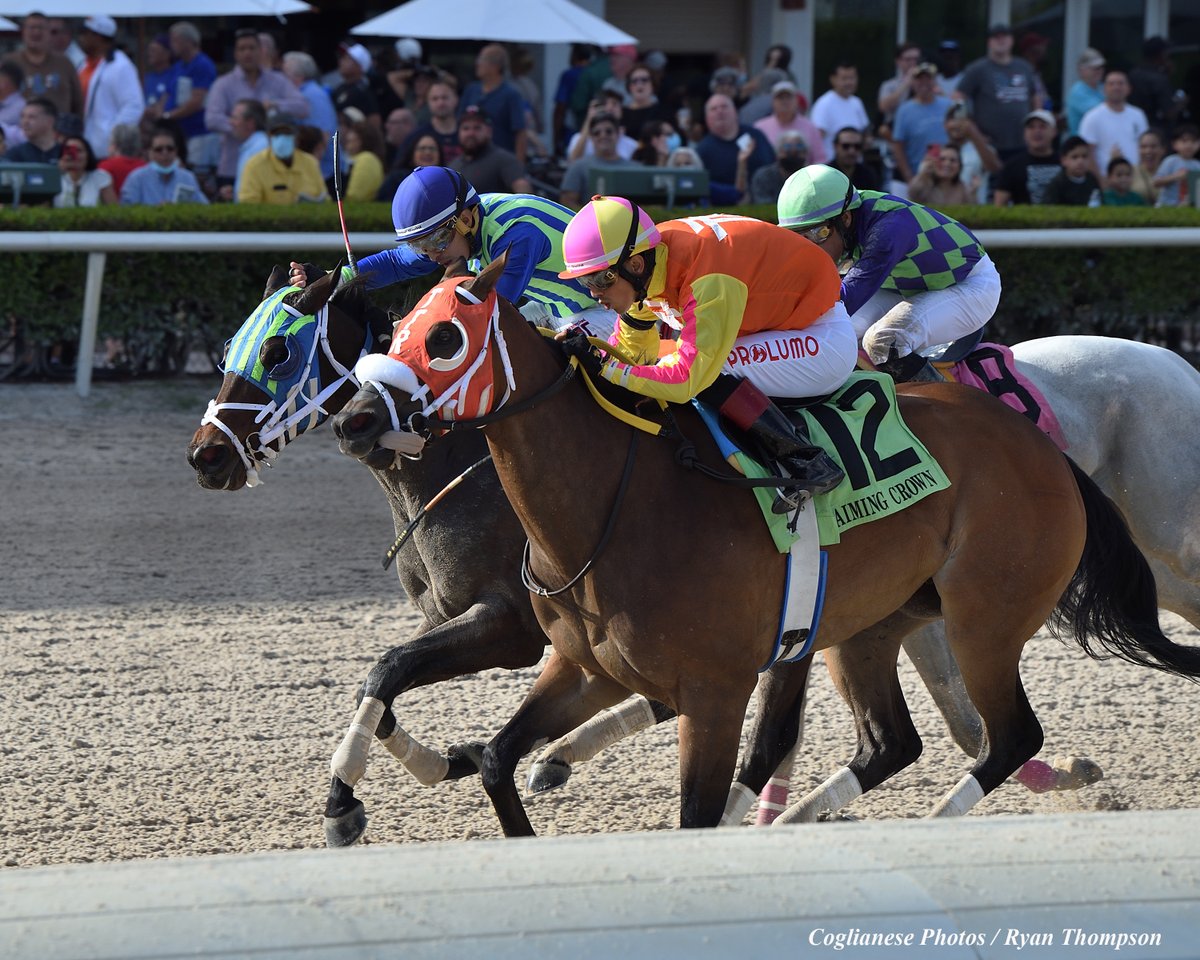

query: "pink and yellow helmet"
left=558, top=195, right=661, bottom=280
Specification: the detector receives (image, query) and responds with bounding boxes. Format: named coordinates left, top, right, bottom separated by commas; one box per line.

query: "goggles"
left=579, top=267, right=620, bottom=291
left=402, top=219, right=459, bottom=257
left=800, top=222, right=834, bottom=244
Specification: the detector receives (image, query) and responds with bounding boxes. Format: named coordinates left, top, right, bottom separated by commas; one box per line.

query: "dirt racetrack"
left=2, top=378, right=1197, bottom=869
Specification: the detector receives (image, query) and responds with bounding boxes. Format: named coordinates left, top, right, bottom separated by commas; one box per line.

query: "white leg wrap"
left=929, top=774, right=986, bottom=818
left=330, top=697, right=385, bottom=788
left=380, top=723, right=450, bottom=787
left=719, top=783, right=758, bottom=827
left=536, top=696, right=658, bottom=767
left=774, top=767, right=863, bottom=825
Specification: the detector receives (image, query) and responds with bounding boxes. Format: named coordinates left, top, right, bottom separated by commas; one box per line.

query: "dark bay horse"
left=330, top=257, right=1200, bottom=834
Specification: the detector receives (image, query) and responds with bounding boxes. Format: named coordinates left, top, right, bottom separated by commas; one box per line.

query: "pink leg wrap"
left=755, top=777, right=790, bottom=825
left=1014, top=758, right=1058, bottom=794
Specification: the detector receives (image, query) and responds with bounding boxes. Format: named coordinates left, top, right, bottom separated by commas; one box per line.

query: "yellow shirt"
left=345, top=151, right=385, bottom=202
left=238, top=149, right=328, bottom=205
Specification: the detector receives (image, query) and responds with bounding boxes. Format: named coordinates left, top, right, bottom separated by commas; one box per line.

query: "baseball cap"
left=771, top=80, right=798, bottom=97
left=1024, top=108, right=1056, bottom=130
left=711, top=66, right=740, bottom=87
left=459, top=105, right=491, bottom=125
left=1077, top=47, right=1105, bottom=69
left=987, top=23, right=1013, bottom=37
left=938, top=39, right=960, bottom=51
left=268, top=113, right=297, bottom=133
left=913, top=62, right=938, bottom=76
left=338, top=42, right=372, bottom=73
left=394, top=37, right=422, bottom=63
left=82, top=15, right=117, bottom=39
left=609, top=44, right=638, bottom=59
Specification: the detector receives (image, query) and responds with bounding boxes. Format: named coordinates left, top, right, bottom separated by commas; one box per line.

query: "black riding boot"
left=875, top=346, right=945, bottom=383
left=704, top=375, right=845, bottom=512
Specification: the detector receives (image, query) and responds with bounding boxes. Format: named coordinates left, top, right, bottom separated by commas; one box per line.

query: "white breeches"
left=723, top=301, right=859, bottom=399
left=852, top=254, right=1001, bottom=364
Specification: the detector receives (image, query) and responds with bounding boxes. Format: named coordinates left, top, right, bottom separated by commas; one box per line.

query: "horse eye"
left=426, top=322, right=463, bottom=360
left=260, top=336, right=291, bottom=371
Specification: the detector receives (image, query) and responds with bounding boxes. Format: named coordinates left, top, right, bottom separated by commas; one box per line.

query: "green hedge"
left=4, top=202, right=1200, bottom=373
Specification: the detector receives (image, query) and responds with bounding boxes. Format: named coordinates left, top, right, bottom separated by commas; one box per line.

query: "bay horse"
left=329, top=255, right=1200, bottom=834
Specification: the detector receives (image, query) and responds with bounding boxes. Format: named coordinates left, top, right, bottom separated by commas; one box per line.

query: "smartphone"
left=736, top=132, right=753, bottom=151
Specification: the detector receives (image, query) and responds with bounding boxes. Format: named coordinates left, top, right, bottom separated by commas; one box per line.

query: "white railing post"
left=76, top=251, right=107, bottom=399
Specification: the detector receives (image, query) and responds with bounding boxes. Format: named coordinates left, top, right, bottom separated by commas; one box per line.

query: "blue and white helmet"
left=391, top=166, right=480, bottom=242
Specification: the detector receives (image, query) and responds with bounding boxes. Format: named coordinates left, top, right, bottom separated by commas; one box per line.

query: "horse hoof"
left=446, top=741, right=486, bottom=780
left=525, top=758, right=572, bottom=797
left=324, top=800, right=368, bottom=847
left=1051, top=755, right=1104, bottom=791
left=1014, top=758, right=1059, bottom=794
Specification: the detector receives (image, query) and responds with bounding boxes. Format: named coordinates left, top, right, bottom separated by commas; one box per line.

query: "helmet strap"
left=614, top=200, right=653, bottom=302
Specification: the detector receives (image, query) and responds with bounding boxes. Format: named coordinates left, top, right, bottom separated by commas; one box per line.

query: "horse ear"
left=461, top=248, right=509, bottom=302
left=265, top=264, right=292, bottom=299
left=290, top=260, right=342, bottom=316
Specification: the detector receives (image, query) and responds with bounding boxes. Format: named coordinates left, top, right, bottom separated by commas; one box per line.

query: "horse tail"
left=1050, top=457, right=1200, bottom=681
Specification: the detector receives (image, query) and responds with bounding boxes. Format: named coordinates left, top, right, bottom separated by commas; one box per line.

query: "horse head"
left=332, top=253, right=520, bottom=464
left=187, top=264, right=392, bottom=490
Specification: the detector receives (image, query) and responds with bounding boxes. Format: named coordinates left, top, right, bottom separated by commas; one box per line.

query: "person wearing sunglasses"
left=119, top=126, right=208, bottom=205
left=777, top=165, right=999, bottom=383
left=289, top=164, right=610, bottom=334
left=827, top=126, right=880, bottom=190
left=558, top=196, right=856, bottom=508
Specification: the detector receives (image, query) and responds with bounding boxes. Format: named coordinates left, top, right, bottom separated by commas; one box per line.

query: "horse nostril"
left=346, top=411, right=375, bottom=436
left=193, top=444, right=228, bottom=473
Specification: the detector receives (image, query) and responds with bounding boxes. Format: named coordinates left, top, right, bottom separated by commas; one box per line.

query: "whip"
left=332, top=130, right=358, bottom=275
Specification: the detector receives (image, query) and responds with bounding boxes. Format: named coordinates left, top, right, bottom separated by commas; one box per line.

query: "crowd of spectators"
left=0, top=13, right=1196, bottom=212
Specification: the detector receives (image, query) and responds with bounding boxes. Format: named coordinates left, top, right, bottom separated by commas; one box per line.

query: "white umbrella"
left=0, top=15, right=17, bottom=29
left=351, top=0, right=636, bottom=45
left=0, top=1, right=313, bottom=17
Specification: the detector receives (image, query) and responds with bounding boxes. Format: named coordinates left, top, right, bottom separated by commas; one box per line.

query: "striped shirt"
left=358, top=193, right=594, bottom=318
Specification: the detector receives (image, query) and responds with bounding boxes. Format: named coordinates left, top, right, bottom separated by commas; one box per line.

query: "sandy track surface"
left=2, top=379, right=1197, bottom=869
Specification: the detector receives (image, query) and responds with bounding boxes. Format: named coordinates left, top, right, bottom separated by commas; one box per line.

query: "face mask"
left=151, top=159, right=178, bottom=175
left=779, top=154, right=806, bottom=173
left=664, top=132, right=682, bottom=153
left=271, top=134, right=295, bottom=160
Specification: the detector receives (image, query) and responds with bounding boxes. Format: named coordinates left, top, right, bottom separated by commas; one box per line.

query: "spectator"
left=6, top=97, right=62, bottom=163
left=120, top=127, right=207, bottom=204
left=54, top=134, right=116, bottom=206
left=552, top=44, right=594, bottom=155
left=76, top=15, right=142, bottom=159
left=937, top=40, right=963, bottom=97
left=567, top=91, right=638, bottom=161
left=282, top=50, right=337, bottom=184
left=238, top=113, right=326, bottom=204
left=332, top=42, right=380, bottom=128
left=461, top=43, right=527, bottom=163
left=1129, top=37, right=1185, bottom=135
left=382, top=107, right=416, bottom=169
left=956, top=24, right=1040, bottom=162
left=256, top=32, right=280, bottom=71
left=749, top=129, right=807, bottom=204
left=510, top=47, right=543, bottom=139
left=205, top=28, right=307, bottom=188
left=558, top=111, right=638, bottom=208
left=0, top=125, right=8, bottom=158
left=746, top=44, right=797, bottom=96
left=736, top=67, right=788, bottom=125
left=877, top=42, right=922, bottom=127
left=98, top=122, right=145, bottom=193
left=342, top=117, right=385, bottom=202
left=1131, top=128, right=1166, bottom=204
left=993, top=109, right=1060, bottom=205
left=890, top=62, right=952, bottom=184
left=376, top=37, right=425, bottom=117
left=810, top=60, right=870, bottom=157
left=0, top=62, right=26, bottom=142
left=695, top=93, right=774, bottom=205
left=622, top=65, right=669, bottom=141
left=142, top=34, right=179, bottom=123
left=631, top=119, right=676, bottom=166
left=1041, top=135, right=1102, bottom=205
left=164, top=22, right=217, bottom=175
left=3, top=12, right=83, bottom=120
left=1066, top=48, right=1106, bottom=136
left=1017, top=31, right=1052, bottom=110
left=46, top=17, right=85, bottom=71
left=376, top=131, right=442, bottom=200
left=449, top=105, right=530, bottom=194
left=754, top=81, right=827, bottom=164
left=406, top=80, right=461, bottom=166
left=570, top=43, right=637, bottom=127
left=708, top=66, right=744, bottom=108
left=667, top=146, right=703, bottom=168
left=908, top=143, right=975, bottom=206
left=826, top=126, right=880, bottom=190
left=1152, top=122, right=1200, bottom=207
left=1079, top=70, right=1148, bottom=182
left=943, top=102, right=1000, bottom=203
left=224, top=98, right=267, bottom=202
left=1102, top=157, right=1147, bottom=207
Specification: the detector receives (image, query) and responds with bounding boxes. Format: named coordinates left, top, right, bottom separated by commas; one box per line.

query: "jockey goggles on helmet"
left=798, top=181, right=856, bottom=244
left=393, top=166, right=476, bottom=255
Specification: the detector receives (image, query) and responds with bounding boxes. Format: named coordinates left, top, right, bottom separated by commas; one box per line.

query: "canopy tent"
left=0, top=1, right=312, bottom=17
left=351, top=0, right=636, bottom=45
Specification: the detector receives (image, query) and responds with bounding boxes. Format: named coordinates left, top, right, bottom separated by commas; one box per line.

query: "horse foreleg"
left=481, top=652, right=629, bottom=837
left=724, top=660, right=813, bottom=826
left=525, top=696, right=676, bottom=796
left=678, top=678, right=758, bottom=829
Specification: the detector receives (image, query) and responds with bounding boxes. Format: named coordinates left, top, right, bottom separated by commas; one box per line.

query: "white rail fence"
left=5, top=229, right=1200, bottom=398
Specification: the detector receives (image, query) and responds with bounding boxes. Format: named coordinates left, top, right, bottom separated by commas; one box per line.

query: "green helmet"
left=777, top=165, right=861, bottom=230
